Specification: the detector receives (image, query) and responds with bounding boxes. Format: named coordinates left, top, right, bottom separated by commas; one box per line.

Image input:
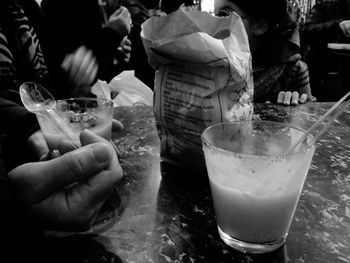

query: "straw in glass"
left=285, top=91, right=350, bottom=154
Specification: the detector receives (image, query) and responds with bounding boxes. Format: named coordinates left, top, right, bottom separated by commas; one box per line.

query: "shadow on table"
left=156, top=161, right=290, bottom=263
left=43, top=234, right=123, bottom=263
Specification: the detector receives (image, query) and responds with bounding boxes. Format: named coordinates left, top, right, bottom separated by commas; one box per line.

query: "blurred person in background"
left=118, top=0, right=162, bottom=89
left=0, top=0, right=99, bottom=102
left=215, top=0, right=316, bottom=105
left=40, top=0, right=132, bottom=99
left=302, top=0, right=350, bottom=101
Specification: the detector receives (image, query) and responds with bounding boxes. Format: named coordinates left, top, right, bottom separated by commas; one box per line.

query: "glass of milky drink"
left=201, top=120, right=315, bottom=254
left=37, top=98, right=113, bottom=152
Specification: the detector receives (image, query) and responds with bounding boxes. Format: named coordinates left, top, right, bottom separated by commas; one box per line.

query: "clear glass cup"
left=36, top=98, right=113, bottom=151
left=201, top=120, right=316, bottom=254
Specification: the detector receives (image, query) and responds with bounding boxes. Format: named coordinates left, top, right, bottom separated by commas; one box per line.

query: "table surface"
left=47, top=103, right=350, bottom=263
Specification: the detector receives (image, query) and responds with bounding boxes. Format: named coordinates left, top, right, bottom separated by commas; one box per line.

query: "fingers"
left=112, top=119, right=124, bottom=132
left=73, top=49, right=94, bottom=82
left=122, top=37, right=131, bottom=46
left=291, top=91, right=299, bottom=105
left=121, top=44, right=132, bottom=53
left=61, top=46, right=99, bottom=92
left=339, top=20, right=350, bottom=37
left=9, top=142, right=113, bottom=203
left=112, top=5, right=123, bottom=16
left=299, top=93, right=308, bottom=104
left=277, top=91, right=311, bottom=105
left=280, top=53, right=301, bottom=63
left=27, top=130, right=49, bottom=161
left=116, top=36, right=132, bottom=63
left=283, top=91, right=292, bottom=105
left=75, top=130, right=123, bottom=207
left=277, top=91, right=285, bottom=104
left=84, top=56, right=99, bottom=84
left=277, top=91, right=292, bottom=105
left=179, top=3, right=186, bottom=10
left=107, top=7, right=132, bottom=37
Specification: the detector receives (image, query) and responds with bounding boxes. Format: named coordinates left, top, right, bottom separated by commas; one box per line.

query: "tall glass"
left=201, top=120, right=315, bottom=254
left=36, top=98, right=113, bottom=151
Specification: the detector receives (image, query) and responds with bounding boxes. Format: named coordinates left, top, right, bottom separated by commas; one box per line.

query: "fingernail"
left=92, top=143, right=112, bottom=163
left=277, top=92, right=285, bottom=104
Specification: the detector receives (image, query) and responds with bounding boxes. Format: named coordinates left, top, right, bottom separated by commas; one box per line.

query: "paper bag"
left=141, top=9, right=254, bottom=169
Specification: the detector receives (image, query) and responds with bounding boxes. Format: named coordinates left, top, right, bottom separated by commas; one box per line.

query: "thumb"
left=9, top=142, right=113, bottom=203
left=111, top=5, right=123, bottom=17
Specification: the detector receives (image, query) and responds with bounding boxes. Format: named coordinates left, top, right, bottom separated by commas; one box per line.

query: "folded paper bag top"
left=141, top=9, right=254, bottom=170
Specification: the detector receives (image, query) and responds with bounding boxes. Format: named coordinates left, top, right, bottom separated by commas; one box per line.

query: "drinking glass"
left=36, top=98, right=113, bottom=151
left=201, top=120, right=315, bottom=254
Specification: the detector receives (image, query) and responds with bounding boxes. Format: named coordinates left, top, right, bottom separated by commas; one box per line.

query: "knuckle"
left=68, top=153, right=86, bottom=180
left=70, top=214, right=95, bottom=231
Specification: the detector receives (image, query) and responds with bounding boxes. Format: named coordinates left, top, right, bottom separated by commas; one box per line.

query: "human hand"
left=9, top=129, right=123, bottom=231
left=339, top=20, right=350, bottom=37
left=61, top=46, right=98, bottom=97
left=27, top=130, right=64, bottom=161
left=280, top=53, right=301, bottom=64
left=116, top=37, right=132, bottom=63
left=27, top=130, right=50, bottom=161
left=178, top=3, right=197, bottom=11
left=277, top=91, right=316, bottom=106
left=107, top=6, right=132, bottom=37
left=112, top=119, right=124, bottom=132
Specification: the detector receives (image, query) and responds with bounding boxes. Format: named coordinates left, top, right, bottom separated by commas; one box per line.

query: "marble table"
left=48, top=103, right=350, bottom=263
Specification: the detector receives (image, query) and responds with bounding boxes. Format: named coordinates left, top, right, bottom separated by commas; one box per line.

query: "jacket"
left=303, top=0, right=350, bottom=43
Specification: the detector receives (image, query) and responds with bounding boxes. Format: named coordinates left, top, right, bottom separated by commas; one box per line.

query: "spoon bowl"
left=19, top=82, right=79, bottom=149
left=20, top=82, right=56, bottom=113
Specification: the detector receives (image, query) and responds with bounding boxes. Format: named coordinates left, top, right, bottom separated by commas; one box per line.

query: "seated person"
left=0, top=0, right=98, bottom=101
left=118, top=0, right=161, bottom=89
left=302, top=0, right=350, bottom=101
left=0, top=96, right=123, bottom=262
left=214, top=0, right=316, bottom=105
left=40, top=0, right=132, bottom=98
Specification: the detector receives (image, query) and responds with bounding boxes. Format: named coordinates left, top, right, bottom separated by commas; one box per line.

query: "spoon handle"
left=45, top=110, right=80, bottom=149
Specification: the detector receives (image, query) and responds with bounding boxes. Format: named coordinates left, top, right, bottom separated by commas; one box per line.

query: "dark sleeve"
left=302, top=0, right=349, bottom=43
left=0, top=163, right=47, bottom=262
left=94, top=27, right=124, bottom=82
left=0, top=97, right=39, bottom=141
left=127, top=23, right=155, bottom=89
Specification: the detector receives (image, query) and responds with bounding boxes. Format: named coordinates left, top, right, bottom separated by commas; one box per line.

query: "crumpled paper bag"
left=141, top=9, right=254, bottom=169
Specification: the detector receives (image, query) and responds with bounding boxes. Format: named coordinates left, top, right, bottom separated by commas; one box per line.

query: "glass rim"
left=201, top=120, right=316, bottom=158
left=56, top=97, right=114, bottom=108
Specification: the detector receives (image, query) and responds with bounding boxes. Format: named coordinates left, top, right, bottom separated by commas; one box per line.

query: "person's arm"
left=302, top=0, right=349, bottom=43
left=0, top=97, right=39, bottom=142
left=94, top=27, right=124, bottom=81
left=278, top=60, right=315, bottom=105
left=0, top=27, right=20, bottom=100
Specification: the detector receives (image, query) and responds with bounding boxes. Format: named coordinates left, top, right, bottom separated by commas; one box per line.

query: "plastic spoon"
left=19, top=82, right=79, bottom=149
